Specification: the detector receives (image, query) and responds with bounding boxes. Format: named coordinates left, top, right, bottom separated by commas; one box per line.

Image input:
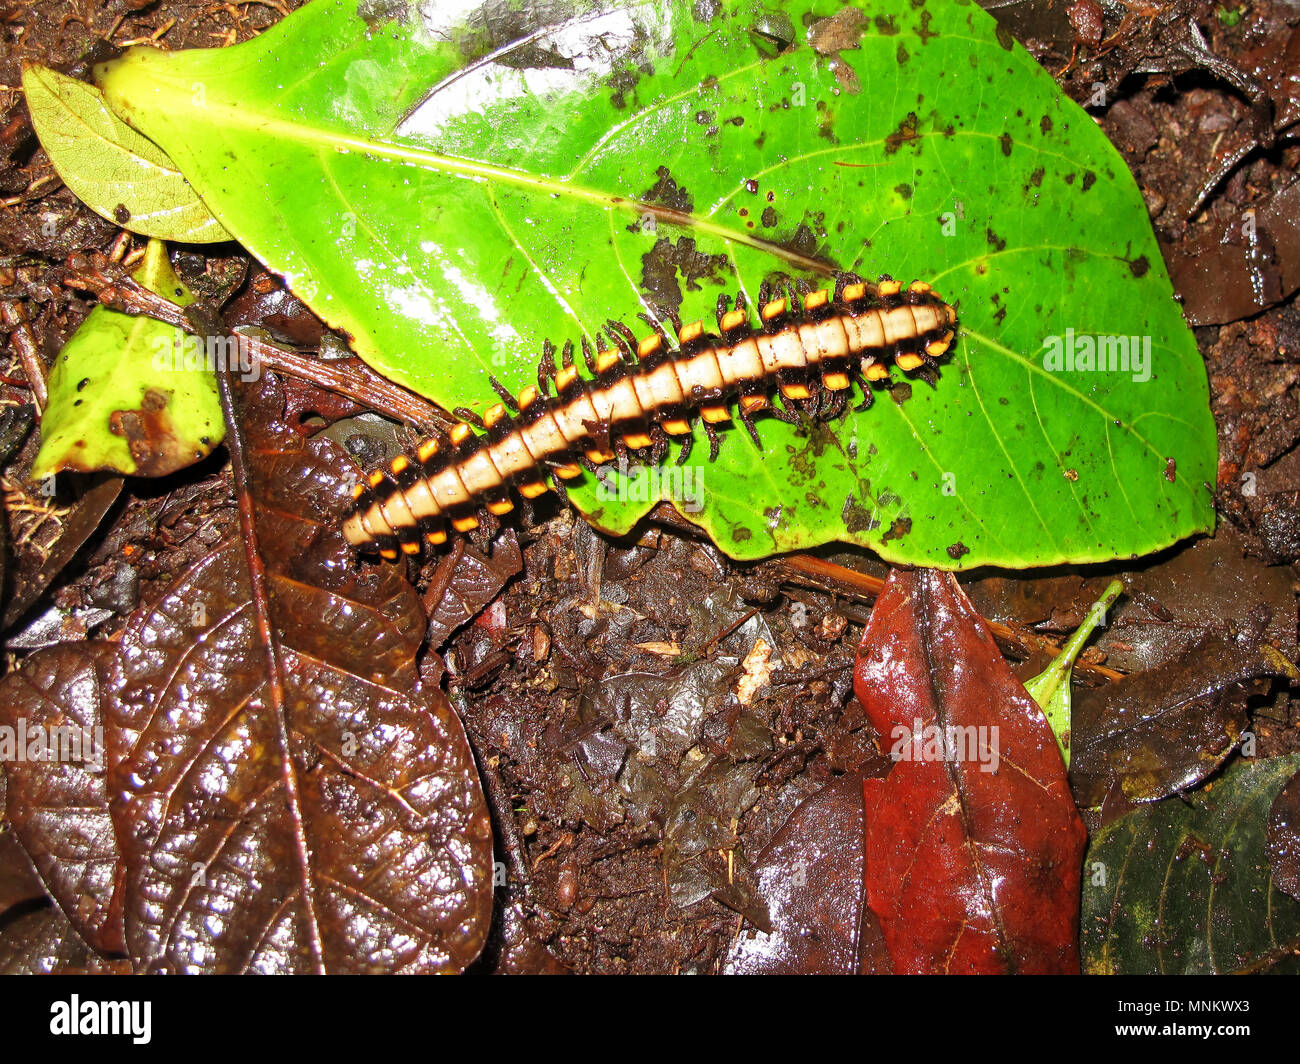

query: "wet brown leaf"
left=101, top=375, right=493, bottom=972
left=723, top=775, right=890, bottom=975
left=1165, top=180, right=1300, bottom=325
left=0, top=374, right=494, bottom=972
left=855, top=569, right=1086, bottom=974
left=0, top=829, right=45, bottom=916
left=0, top=642, right=124, bottom=955
left=2, top=475, right=122, bottom=630
left=1071, top=611, right=1298, bottom=807
left=0, top=904, right=126, bottom=975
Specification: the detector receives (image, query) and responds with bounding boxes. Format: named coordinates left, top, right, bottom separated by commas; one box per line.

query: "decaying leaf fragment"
left=34, top=239, right=224, bottom=479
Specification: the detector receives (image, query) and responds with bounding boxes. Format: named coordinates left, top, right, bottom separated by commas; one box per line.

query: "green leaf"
left=1082, top=754, right=1300, bottom=974
left=21, top=64, right=230, bottom=243
left=93, top=0, right=1216, bottom=567
left=1025, top=578, right=1123, bottom=767
left=33, top=240, right=225, bottom=479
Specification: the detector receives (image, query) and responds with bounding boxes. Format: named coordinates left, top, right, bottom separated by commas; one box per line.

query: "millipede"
left=343, top=273, right=958, bottom=559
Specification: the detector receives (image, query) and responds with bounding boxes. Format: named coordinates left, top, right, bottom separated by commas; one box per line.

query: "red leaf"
left=854, top=569, right=1086, bottom=974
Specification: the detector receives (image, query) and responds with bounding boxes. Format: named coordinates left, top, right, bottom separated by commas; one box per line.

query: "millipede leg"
left=606, top=320, right=639, bottom=363
left=676, top=427, right=695, bottom=467
left=739, top=406, right=763, bottom=448
left=852, top=371, right=876, bottom=412
left=489, top=375, right=519, bottom=410
left=453, top=406, right=486, bottom=428
left=537, top=340, right=557, bottom=394
left=649, top=424, right=670, bottom=466
left=767, top=395, right=800, bottom=424
left=703, top=419, right=721, bottom=463
left=823, top=387, right=848, bottom=421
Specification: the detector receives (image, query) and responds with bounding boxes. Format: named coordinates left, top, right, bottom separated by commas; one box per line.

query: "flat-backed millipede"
left=343, top=274, right=958, bottom=559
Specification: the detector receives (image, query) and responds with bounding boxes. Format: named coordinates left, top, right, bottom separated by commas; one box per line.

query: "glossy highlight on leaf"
left=91, top=0, right=1216, bottom=568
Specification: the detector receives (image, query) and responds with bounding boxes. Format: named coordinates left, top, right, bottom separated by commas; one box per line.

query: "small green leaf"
left=21, top=64, right=230, bottom=243
left=33, top=240, right=225, bottom=479
left=1025, top=579, right=1123, bottom=767
left=1083, top=754, right=1300, bottom=974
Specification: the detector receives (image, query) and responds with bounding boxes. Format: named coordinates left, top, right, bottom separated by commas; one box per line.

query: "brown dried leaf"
left=1071, top=611, right=1298, bottom=807
left=723, top=775, right=890, bottom=975
left=0, top=904, right=126, bottom=975
left=100, top=376, right=493, bottom=972
left=0, top=642, right=124, bottom=955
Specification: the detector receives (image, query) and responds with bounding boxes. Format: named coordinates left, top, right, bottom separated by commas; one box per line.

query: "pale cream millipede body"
left=343, top=274, right=958, bottom=559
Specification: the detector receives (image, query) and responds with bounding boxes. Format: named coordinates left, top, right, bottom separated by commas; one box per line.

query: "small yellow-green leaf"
left=22, top=64, right=230, bottom=244
left=33, top=240, right=225, bottom=479
left=1025, top=579, right=1124, bottom=767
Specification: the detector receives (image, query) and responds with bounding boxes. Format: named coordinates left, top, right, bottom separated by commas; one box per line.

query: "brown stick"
left=63, top=253, right=452, bottom=435
left=1, top=300, right=47, bottom=412
left=780, top=553, right=1126, bottom=681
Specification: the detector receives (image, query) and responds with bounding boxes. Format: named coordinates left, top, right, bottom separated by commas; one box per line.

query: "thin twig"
left=0, top=301, right=47, bottom=412
left=63, top=252, right=452, bottom=434
left=779, top=554, right=1126, bottom=681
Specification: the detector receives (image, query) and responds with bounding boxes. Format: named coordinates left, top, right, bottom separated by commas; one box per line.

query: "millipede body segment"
left=343, top=275, right=958, bottom=559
